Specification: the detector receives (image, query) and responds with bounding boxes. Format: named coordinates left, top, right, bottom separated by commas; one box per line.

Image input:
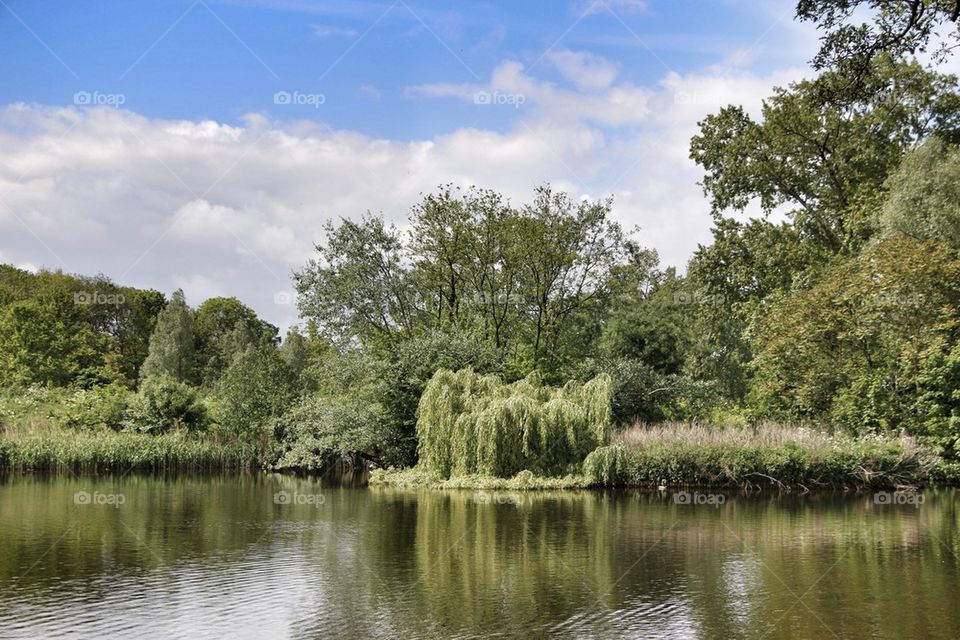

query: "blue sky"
left=0, top=0, right=819, bottom=329
left=1, top=0, right=806, bottom=135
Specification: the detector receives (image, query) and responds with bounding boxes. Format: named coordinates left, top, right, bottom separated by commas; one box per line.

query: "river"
left=0, top=474, right=957, bottom=638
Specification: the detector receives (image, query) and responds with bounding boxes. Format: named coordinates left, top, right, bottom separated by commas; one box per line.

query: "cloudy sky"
left=0, top=0, right=820, bottom=330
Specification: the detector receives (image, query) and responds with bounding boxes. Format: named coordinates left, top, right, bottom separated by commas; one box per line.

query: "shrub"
left=59, top=383, right=132, bottom=430
left=417, top=368, right=612, bottom=478
left=129, top=375, right=207, bottom=433
left=272, top=395, right=390, bottom=471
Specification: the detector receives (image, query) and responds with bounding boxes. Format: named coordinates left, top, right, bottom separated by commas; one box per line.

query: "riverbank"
left=373, top=424, right=942, bottom=491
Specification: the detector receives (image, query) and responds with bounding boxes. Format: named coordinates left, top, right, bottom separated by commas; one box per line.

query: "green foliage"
left=914, top=344, right=960, bottom=456
left=0, top=430, right=247, bottom=473
left=691, top=57, right=960, bottom=254
left=58, top=383, right=132, bottom=431
left=194, top=296, right=279, bottom=384
left=272, top=395, right=389, bottom=471
left=0, top=295, right=108, bottom=387
left=797, top=0, right=960, bottom=71
left=881, top=136, right=960, bottom=247
left=416, top=368, right=612, bottom=478
left=751, top=236, right=960, bottom=433
left=130, top=375, right=208, bottom=434
left=295, top=185, right=629, bottom=376
left=140, top=289, right=195, bottom=383
left=216, top=345, right=297, bottom=440
left=575, top=358, right=723, bottom=425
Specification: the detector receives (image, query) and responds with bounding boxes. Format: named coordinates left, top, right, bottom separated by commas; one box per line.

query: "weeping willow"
left=417, top=368, right=613, bottom=478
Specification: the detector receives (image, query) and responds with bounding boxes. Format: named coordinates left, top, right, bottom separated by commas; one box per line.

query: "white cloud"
left=0, top=54, right=805, bottom=330
left=545, top=49, right=620, bottom=91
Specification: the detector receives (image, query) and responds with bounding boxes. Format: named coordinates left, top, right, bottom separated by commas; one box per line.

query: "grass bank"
left=583, top=423, right=937, bottom=490
left=373, top=423, right=940, bottom=490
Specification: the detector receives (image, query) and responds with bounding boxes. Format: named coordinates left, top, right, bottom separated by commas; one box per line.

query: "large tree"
left=690, top=57, right=960, bottom=255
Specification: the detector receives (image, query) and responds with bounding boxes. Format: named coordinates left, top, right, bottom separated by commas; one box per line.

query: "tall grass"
left=0, top=430, right=254, bottom=474
left=584, top=422, right=937, bottom=489
left=417, top=368, right=612, bottom=478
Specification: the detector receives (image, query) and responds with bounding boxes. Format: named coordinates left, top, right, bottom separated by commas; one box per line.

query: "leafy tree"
left=194, top=296, right=279, bottom=384
left=797, top=0, right=960, bottom=72
left=751, top=236, right=960, bottom=432
left=280, top=327, right=310, bottom=384
left=295, top=215, right=416, bottom=348
left=217, top=345, right=298, bottom=440
left=140, top=290, right=195, bottom=383
left=0, top=295, right=107, bottom=387
left=880, top=136, right=960, bottom=246
left=690, top=58, right=960, bottom=255
left=272, top=395, right=389, bottom=471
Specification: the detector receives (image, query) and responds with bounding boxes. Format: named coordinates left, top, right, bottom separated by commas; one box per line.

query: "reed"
left=0, top=429, right=254, bottom=473
left=584, top=422, right=938, bottom=489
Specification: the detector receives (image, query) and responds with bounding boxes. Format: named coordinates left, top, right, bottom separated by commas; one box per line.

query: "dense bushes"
left=129, top=376, right=208, bottom=433
left=272, top=396, right=389, bottom=471
left=416, top=368, right=612, bottom=478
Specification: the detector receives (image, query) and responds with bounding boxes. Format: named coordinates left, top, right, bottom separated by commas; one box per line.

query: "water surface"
left=1, top=474, right=958, bottom=639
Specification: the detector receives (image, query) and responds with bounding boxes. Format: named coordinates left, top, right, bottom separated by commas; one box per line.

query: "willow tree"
left=416, top=368, right=612, bottom=478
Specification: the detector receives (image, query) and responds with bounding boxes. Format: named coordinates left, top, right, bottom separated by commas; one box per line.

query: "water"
left=0, top=474, right=958, bottom=639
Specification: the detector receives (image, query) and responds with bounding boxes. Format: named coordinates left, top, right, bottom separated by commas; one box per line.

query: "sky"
left=0, top=0, right=822, bottom=331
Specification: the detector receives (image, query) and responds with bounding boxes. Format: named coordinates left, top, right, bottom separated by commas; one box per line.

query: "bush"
left=129, top=375, right=207, bottom=433
left=272, top=396, right=390, bottom=471
left=59, top=383, right=132, bottom=430
left=574, top=357, right=723, bottom=424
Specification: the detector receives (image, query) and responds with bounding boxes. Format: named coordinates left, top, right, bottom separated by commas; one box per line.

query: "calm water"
left=0, top=475, right=958, bottom=639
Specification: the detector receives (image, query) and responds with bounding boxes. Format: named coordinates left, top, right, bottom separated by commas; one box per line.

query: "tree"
left=194, top=296, right=278, bottom=385
left=0, top=295, right=107, bottom=387
left=880, top=136, right=960, bottom=246
left=295, top=215, right=416, bottom=348
left=140, top=290, right=195, bottom=383
left=750, top=236, right=960, bottom=432
left=217, top=345, right=298, bottom=440
left=690, top=58, right=960, bottom=255
left=280, top=327, right=310, bottom=382
left=797, top=0, right=960, bottom=73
